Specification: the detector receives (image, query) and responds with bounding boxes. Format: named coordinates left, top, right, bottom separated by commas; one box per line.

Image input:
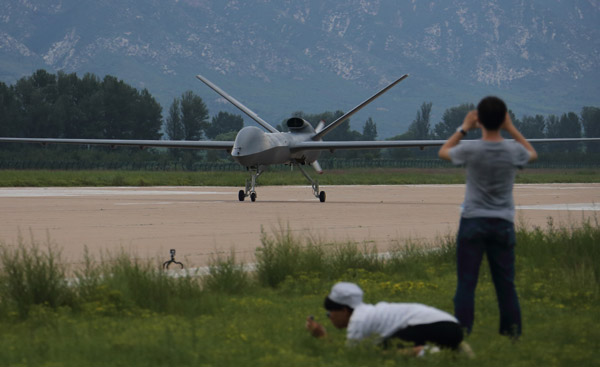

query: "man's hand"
left=306, top=316, right=327, bottom=338
left=500, top=112, right=516, bottom=132
left=500, top=112, right=538, bottom=162
left=462, top=110, right=479, bottom=131
left=439, top=110, right=478, bottom=161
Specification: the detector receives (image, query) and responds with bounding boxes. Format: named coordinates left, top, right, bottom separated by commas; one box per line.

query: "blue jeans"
left=454, top=217, right=521, bottom=337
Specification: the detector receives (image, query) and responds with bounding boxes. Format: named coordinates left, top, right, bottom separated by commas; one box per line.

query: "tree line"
left=394, top=102, right=600, bottom=142
left=386, top=102, right=600, bottom=160
left=1, top=70, right=599, bottom=164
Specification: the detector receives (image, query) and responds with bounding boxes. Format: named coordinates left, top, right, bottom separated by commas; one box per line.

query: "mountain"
left=1, top=0, right=599, bottom=137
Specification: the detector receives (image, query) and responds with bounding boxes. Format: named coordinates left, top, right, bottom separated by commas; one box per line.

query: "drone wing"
left=196, top=74, right=279, bottom=133
left=0, top=137, right=234, bottom=151
left=293, top=137, right=600, bottom=153
left=292, top=139, right=446, bottom=153
left=312, top=74, right=409, bottom=141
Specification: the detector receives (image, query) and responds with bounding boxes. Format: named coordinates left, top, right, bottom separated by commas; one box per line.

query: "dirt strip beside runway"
left=0, top=184, right=598, bottom=266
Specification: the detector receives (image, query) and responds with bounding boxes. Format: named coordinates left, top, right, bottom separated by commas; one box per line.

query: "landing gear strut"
left=239, top=166, right=263, bottom=202
left=298, top=165, right=326, bottom=202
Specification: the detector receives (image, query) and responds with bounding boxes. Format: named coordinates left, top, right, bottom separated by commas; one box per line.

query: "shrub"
left=204, top=251, right=252, bottom=294
left=0, top=235, right=74, bottom=318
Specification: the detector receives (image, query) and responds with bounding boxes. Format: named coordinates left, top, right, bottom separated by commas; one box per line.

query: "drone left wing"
left=0, top=137, right=234, bottom=151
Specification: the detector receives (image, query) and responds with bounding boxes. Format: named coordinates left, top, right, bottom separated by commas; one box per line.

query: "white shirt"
left=346, top=302, right=458, bottom=343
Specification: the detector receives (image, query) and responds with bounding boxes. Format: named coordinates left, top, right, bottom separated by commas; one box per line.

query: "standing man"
left=438, top=96, right=537, bottom=338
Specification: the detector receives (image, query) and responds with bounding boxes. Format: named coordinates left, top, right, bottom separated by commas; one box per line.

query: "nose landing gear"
left=238, top=167, right=263, bottom=202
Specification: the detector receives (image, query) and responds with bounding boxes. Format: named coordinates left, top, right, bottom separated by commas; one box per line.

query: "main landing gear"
left=238, top=165, right=326, bottom=202
left=298, top=165, right=326, bottom=202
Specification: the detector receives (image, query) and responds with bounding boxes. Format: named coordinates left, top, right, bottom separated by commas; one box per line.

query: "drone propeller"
left=312, top=160, right=323, bottom=174
left=311, top=120, right=325, bottom=174
left=315, top=120, right=325, bottom=133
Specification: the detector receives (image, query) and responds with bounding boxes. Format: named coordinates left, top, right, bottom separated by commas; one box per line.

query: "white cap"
left=328, top=282, right=364, bottom=308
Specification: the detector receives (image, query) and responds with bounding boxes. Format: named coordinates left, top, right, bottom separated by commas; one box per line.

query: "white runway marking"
left=115, top=201, right=194, bottom=206
left=517, top=203, right=599, bottom=211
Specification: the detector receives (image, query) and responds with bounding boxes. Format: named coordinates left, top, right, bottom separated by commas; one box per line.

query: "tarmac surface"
left=0, top=184, right=598, bottom=267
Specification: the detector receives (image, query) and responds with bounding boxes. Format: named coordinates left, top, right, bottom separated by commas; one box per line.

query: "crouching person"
left=306, top=282, right=471, bottom=357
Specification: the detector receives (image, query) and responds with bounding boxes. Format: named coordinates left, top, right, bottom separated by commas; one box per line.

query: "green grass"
left=0, top=218, right=598, bottom=366
left=0, top=168, right=598, bottom=187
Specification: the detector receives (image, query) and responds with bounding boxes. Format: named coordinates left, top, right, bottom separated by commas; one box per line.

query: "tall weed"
left=93, top=251, right=209, bottom=315
left=0, top=220, right=599, bottom=366
left=255, top=225, right=328, bottom=287
left=0, top=235, right=74, bottom=318
left=517, top=216, right=600, bottom=303
left=204, top=251, right=252, bottom=294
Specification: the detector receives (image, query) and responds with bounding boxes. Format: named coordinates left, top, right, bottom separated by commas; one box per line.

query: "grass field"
left=0, top=169, right=598, bottom=366
left=0, top=168, right=599, bottom=186
left=0, top=218, right=598, bottom=366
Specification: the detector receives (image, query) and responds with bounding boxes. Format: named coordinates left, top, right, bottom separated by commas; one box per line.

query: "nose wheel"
left=239, top=167, right=262, bottom=202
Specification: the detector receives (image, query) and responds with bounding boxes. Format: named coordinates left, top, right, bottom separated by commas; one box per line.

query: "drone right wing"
left=0, top=137, right=234, bottom=151
left=196, top=74, right=279, bottom=133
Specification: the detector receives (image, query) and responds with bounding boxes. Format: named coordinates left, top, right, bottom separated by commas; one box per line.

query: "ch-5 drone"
left=1, top=74, right=598, bottom=202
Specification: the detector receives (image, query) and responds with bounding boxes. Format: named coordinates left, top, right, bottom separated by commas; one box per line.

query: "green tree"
left=206, top=112, right=244, bottom=139
left=0, top=81, right=20, bottom=137
left=515, top=114, right=546, bottom=139
left=77, top=73, right=104, bottom=138
left=385, top=102, right=434, bottom=160
left=360, top=117, right=380, bottom=159
left=362, top=117, right=377, bottom=141
left=165, top=98, right=184, bottom=140
left=132, top=89, right=163, bottom=140
left=14, top=70, right=59, bottom=138
left=581, top=106, right=600, bottom=153
left=97, top=75, right=162, bottom=140
left=546, top=112, right=582, bottom=153
left=408, top=102, right=432, bottom=139
left=101, top=75, right=134, bottom=139
left=180, top=90, right=209, bottom=140
left=432, top=103, right=475, bottom=139
left=546, top=112, right=581, bottom=138
left=53, top=71, right=84, bottom=139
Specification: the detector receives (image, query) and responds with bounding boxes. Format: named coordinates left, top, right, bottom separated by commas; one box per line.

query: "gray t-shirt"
left=450, top=140, right=530, bottom=222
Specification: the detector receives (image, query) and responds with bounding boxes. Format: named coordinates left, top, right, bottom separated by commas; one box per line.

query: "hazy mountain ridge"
left=1, top=0, right=598, bottom=137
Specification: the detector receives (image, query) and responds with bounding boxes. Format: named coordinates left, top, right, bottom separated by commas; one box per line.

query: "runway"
left=0, top=184, right=598, bottom=266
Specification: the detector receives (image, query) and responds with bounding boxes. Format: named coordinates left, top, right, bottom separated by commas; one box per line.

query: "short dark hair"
left=477, top=96, right=507, bottom=131
left=324, top=296, right=353, bottom=312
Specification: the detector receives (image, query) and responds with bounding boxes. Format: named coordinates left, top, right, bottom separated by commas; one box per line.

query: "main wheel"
left=238, top=190, right=245, bottom=201
left=250, top=192, right=257, bottom=202
left=319, top=191, right=326, bottom=202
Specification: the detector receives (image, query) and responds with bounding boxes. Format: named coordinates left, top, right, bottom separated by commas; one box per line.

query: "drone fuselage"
left=231, top=119, right=320, bottom=168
